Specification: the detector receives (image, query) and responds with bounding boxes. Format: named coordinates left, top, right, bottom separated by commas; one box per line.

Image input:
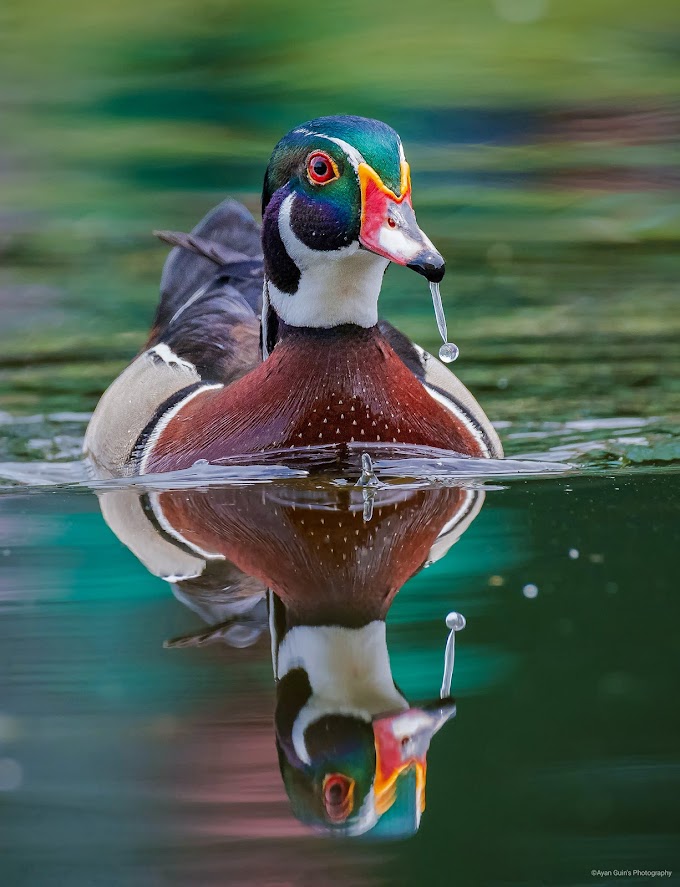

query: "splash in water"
left=429, top=282, right=459, bottom=363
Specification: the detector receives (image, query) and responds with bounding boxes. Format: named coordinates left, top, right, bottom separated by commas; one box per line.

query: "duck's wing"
left=84, top=200, right=264, bottom=477
left=378, top=320, right=503, bottom=458
left=148, top=198, right=264, bottom=381
left=154, top=198, right=263, bottom=322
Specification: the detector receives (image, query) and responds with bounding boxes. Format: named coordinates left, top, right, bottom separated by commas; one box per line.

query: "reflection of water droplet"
left=522, top=583, right=539, bottom=599
left=439, top=343, right=459, bottom=363
left=569, top=548, right=579, bottom=559
left=446, top=611, right=466, bottom=631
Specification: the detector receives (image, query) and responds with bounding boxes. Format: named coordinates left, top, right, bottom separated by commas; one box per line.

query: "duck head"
left=261, top=115, right=445, bottom=329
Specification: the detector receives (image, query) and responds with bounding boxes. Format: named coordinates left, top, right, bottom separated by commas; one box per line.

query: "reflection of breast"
left=149, top=483, right=481, bottom=624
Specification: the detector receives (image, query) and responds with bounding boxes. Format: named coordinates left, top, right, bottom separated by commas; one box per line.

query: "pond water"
left=0, top=463, right=678, bottom=885
left=1, top=1, right=680, bottom=884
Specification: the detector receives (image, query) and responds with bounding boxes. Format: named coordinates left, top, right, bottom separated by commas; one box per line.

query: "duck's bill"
left=358, top=162, right=445, bottom=283
left=372, top=703, right=455, bottom=817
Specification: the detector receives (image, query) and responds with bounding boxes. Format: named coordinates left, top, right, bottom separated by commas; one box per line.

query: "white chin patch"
left=269, top=193, right=388, bottom=329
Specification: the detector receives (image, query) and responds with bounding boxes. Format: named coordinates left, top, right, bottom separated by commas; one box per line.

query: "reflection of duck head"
left=96, top=476, right=484, bottom=837
left=271, top=589, right=457, bottom=837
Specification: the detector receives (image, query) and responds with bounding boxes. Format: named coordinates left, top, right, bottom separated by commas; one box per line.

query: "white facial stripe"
left=292, top=127, right=366, bottom=171
left=269, top=193, right=388, bottom=328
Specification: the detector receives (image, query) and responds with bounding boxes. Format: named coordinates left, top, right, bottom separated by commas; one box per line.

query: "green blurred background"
left=1, top=0, right=678, bottom=442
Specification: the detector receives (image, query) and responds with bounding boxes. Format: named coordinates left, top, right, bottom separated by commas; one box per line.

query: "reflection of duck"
left=97, top=477, right=484, bottom=837
left=84, top=115, right=502, bottom=477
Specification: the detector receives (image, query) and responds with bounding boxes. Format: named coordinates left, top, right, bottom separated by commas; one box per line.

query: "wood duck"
left=95, top=477, right=485, bottom=836
left=84, top=115, right=502, bottom=477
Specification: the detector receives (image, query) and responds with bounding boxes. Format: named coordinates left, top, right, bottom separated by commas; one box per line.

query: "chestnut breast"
left=145, top=325, right=482, bottom=472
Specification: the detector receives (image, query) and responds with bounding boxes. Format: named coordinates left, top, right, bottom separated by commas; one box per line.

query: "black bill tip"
left=407, top=250, right=445, bottom=283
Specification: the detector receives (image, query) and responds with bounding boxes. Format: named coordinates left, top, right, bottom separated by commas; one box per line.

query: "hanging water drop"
left=429, top=281, right=460, bottom=363
left=438, top=343, right=459, bottom=363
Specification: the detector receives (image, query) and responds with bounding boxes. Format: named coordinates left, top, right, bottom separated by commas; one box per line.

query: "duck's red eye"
left=307, top=151, right=338, bottom=185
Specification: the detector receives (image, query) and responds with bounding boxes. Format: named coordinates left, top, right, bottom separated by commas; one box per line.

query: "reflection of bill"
left=95, top=479, right=484, bottom=837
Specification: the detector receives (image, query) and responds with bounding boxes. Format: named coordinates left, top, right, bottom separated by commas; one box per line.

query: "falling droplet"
left=429, top=281, right=460, bottom=362
left=438, top=342, right=459, bottom=363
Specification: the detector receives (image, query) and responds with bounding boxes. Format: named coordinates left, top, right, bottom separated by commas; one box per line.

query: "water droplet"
left=522, top=583, right=539, bottom=599
left=439, top=342, right=459, bottom=363
left=192, top=458, right=209, bottom=467
left=429, top=282, right=460, bottom=362
left=445, top=611, right=466, bottom=631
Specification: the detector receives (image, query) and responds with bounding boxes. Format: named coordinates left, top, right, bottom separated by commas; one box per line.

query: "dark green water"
left=1, top=0, right=680, bottom=883
left=0, top=470, right=678, bottom=885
